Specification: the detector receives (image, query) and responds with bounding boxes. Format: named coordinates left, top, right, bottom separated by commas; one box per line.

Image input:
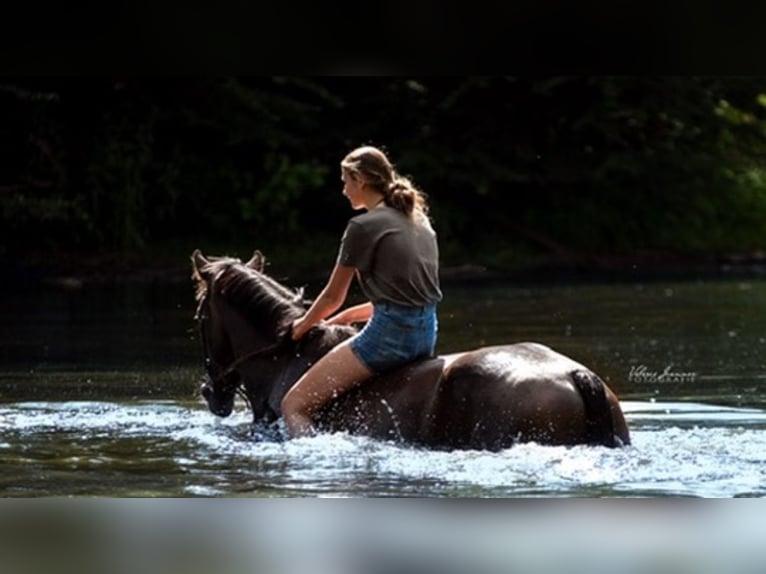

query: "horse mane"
left=194, top=257, right=306, bottom=339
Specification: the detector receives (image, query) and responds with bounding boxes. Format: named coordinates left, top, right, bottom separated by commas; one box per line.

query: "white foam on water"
left=2, top=400, right=765, bottom=496
left=0, top=401, right=204, bottom=434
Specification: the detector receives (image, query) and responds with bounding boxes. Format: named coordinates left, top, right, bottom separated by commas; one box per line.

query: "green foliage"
left=239, top=153, right=329, bottom=237
left=86, top=107, right=155, bottom=250
left=2, top=77, right=766, bottom=272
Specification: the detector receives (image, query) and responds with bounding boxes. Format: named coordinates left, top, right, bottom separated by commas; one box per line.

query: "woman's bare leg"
left=281, top=339, right=373, bottom=438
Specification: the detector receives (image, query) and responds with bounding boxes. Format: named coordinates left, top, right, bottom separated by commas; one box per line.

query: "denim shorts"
left=349, top=300, right=438, bottom=375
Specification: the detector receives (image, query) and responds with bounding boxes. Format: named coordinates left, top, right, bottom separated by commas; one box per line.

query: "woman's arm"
left=326, top=302, right=373, bottom=326
left=291, top=263, right=355, bottom=340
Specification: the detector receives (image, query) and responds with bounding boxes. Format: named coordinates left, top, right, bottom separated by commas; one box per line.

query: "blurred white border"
left=0, top=499, right=764, bottom=574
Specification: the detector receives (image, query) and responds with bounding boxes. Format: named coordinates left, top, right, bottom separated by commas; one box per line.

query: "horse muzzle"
left=199, top=380, right=235, bottom=417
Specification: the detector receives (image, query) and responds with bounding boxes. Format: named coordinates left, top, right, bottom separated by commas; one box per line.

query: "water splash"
left=1, top=400, right=764, bottom=497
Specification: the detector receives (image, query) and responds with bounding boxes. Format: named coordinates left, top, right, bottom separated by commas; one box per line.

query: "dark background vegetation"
left=2, top=77, right=765, bottom=283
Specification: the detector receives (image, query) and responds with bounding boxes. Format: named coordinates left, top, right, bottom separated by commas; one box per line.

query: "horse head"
left=191, top=248, right=307, bottom=420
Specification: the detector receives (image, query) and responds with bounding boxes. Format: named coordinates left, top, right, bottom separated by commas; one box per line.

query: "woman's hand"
left=291, top=316, right=314, bottom=341
left=290, top=264, right=356, bottom=341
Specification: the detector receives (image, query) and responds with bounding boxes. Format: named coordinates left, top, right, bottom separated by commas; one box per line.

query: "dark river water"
left=2, top=272, right=765, bottom=497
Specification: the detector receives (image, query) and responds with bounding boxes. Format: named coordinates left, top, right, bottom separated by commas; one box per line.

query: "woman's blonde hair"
left=341, top=146, right=429, bottom=219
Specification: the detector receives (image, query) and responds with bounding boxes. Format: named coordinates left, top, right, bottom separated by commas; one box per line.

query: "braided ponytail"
left=386, top=175, right=428, bottom=219
left=341, top=146, right=429, bottom=220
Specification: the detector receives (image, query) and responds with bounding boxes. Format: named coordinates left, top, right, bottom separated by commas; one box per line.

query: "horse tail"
left=570, top=370, right=620, bottom=448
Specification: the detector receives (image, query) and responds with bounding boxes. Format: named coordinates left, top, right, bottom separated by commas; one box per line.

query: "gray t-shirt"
left=337, top=206, right=443, bottom=307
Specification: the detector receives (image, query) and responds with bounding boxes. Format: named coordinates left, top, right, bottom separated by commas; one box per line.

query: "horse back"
left=315, top=342, right=629, bottom=450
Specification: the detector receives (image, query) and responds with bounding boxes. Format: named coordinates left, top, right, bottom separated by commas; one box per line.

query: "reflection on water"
left=1, top=276, right=765, bottom=496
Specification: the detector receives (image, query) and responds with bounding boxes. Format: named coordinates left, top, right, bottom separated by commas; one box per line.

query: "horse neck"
left=214, top=295, right=276, bottom=358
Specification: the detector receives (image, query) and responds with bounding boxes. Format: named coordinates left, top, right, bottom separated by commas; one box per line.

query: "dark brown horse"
left=191, top=249, right=631, bottom=450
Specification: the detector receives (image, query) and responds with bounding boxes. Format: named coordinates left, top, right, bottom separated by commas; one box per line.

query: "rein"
left=216, top=338, right=290, bottom=385
left=195, top=307, right=320, bottom=413
left=197, top=312, right=291, bottom=390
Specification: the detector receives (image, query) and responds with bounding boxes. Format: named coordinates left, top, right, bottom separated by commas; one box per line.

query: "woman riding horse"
left=283, top=145, right=443, bottom=438
left=192, top=250, right=631, bottom=451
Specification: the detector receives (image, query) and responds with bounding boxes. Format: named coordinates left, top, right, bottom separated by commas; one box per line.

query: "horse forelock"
left=207, top=259, right=304, bottom=338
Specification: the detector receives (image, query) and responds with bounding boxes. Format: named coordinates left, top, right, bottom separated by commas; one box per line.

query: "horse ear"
left=191, top=249, right=211, bottom=278
left=245, top=250, right=266, bottom=272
